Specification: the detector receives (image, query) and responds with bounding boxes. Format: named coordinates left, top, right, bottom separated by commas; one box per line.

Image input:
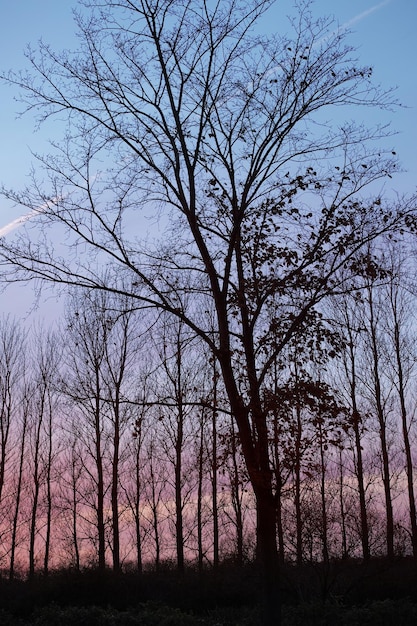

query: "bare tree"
left=361, top=267, right=396, bottom=560
left=142, top=434, right=167, bottom=571
left=1, top=1, right=415, bottom=621
left=27, top=326, right=60, bottom=578
left=383, top=250, right=417, bottom=557
left=59, top=426, right=84, bottom=571
left=151, top=316, right=202, bottom=572
left=6, top=325, right=30, bottom=579
left=0, top=317, right=26, bottom=508
left=221, top=414, right=250, bottom=565
left=125, top=408, right=146, bottom=573
left=62, top=291, right=110, bottom=570
left=102, top=302, right=139, bottom=572
left=123, top=353, right=155, bottom=573
left=331, top=294, right=371, bottom=560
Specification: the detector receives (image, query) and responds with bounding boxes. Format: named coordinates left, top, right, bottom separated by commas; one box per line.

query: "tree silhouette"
left=1, top=1, right=416, bottom=622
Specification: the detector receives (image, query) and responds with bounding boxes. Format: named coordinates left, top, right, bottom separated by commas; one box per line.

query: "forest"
left=0, top=250, right=417, bottom=622
left=0, top=0, right=416, bottom=624
left=0, top=258, right=416, bottom=571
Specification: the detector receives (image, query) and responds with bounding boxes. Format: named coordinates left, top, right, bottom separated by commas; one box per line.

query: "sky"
left=0, top=0, right=416, bottom=315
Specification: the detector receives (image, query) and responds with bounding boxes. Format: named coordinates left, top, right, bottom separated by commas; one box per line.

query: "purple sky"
left=0, top=0, right=416, bottom=313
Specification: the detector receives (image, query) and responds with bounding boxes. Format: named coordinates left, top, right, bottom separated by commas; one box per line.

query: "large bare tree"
left=1, top=0, right=415, bottom=621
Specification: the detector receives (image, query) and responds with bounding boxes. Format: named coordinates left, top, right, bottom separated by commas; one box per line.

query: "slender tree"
left=384, top=252, right=417, bottom=557
left=28, top=327, right=59, bottom=578
left=335, top=295, right=371, bottom=561
left=363, top=269, right=395, bottom=560
left=126, top=405, right=147, bottom=573
left=143, top=435, right=166, bottom=571
left=152, top=317, right=202, bottom=572
left=63, top=292, right=109, bottom=570
left=9, top=377, right=30, bottom=579
left=0, top=317, right=25, bottom=507
left=103, top=304, right=138, bottom=572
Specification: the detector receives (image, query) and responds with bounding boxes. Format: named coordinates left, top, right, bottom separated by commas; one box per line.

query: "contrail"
left=341, top=0, right=391, bottom=30
left=0, top=209, right=41, bottom=237
left=316, top=0, right=392, bottom=46
left=252, top=0, right=392, bottom=90
left=0, top=198, right=61, bottom=238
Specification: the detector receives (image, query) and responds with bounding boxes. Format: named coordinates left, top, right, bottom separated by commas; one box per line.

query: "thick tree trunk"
left=216, top=290, right=281, bottom=623
left=255, top=485, right=281, bottom=626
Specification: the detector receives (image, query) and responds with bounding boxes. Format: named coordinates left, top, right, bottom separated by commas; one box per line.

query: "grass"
left=0, top=558, right=416, bottom=624
left=1, top=600, right=417, bottom=626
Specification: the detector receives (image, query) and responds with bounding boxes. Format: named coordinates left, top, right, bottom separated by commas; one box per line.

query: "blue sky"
left=0, top=0, right=416, bottom=314
left=0, top=0, right=415, bottom=215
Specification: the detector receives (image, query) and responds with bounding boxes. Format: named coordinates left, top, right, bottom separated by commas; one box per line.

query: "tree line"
left=0, top=243, right=416, bottom=579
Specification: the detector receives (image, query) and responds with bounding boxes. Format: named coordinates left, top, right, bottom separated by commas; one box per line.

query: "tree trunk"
left=255, top=485, right=280, bottom=626
left=148, top=444, right=161, bottom=571
left=197, top=413, right=204, bottom=573
left=230, top=417, right=244, bottom=564
left=294, top=404, right=303, bottom=566
left=211, top=371, right=219, bottom=569
left=43, top=395, right=53, bottom=576
left=347, top=326, right=370, bottom=561
left=368, top=286, right=394, bottom=559
left=318, top=425, right=329, bottom=564
left=175, top=407, right=184, bottom=572
left=111, top=397, right=121, bottom=573
left=393, top=316, right=417, bottom=557
left=94, top=389, right=106, bottom=571
left=338, top=447, right=348, bottom=559
left=71, top=448, right=81, bottom=572
left=29, top=390, right=44, bottom=580
left=352, top=413, right=370, bottom=560
left=134, top=440, right=142, bottom=574
left=9, top=396, right=29, bottom=580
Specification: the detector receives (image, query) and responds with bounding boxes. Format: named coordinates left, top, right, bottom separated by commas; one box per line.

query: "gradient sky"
left=0, top=0, right=416, bottom=313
